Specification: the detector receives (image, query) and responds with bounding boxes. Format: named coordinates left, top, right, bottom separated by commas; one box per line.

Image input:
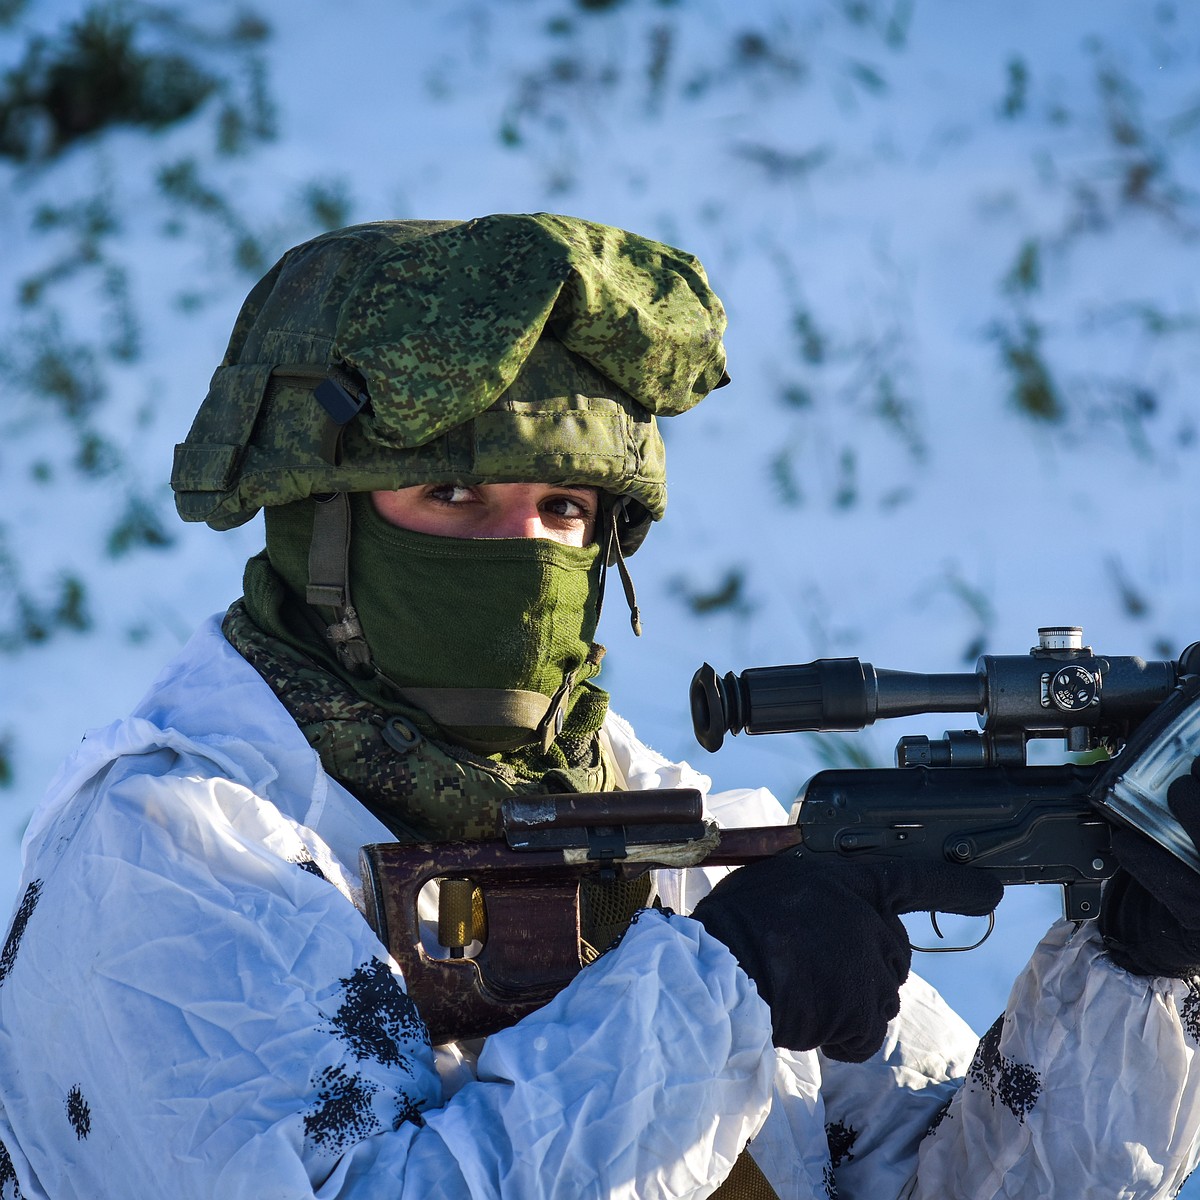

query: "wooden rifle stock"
left=359, top=789, right=801, bottom=1043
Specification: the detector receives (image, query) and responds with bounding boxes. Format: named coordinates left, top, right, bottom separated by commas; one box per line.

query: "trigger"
left=911, top=910, right=996, bottom=954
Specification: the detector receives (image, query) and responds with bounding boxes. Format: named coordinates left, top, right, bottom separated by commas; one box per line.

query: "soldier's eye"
left=427, top=484, right=476, bottom=505
left=542, top=495, right=591, bottom=521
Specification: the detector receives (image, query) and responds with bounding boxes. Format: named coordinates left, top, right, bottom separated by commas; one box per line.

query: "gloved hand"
left=690, top=851, right=1003, bottom=1061
left=1101, top=756, right=1200, bottom=979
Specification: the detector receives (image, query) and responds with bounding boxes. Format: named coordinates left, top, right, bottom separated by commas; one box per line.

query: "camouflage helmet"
left=170, top=213, right=729, bottom=555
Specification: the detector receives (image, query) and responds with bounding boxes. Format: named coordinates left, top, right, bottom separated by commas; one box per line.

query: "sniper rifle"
left=360, top=626, right=1200, bottom=1043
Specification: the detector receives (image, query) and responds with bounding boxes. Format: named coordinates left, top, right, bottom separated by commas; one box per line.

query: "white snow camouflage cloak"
left=1, top=616, right=1199, bottom=1198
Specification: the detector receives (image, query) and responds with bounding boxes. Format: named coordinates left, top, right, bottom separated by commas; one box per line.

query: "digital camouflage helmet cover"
left=171, top=212, right=730, bottom=556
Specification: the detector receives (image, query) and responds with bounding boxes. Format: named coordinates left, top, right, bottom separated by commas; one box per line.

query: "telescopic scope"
left=691, top=628, right=1179, bottom=756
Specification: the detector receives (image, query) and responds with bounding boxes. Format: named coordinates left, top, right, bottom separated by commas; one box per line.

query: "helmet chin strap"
left=306, top=491, right=375, bottom=676
left=596, top=497, right=643, bottom=637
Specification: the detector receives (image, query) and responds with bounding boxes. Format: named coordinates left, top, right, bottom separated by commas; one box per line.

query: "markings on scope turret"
left=967, top=1017, right=1042, bottom=1123
left=324, top=959, right=428, bottom=1067
left=0, top=881, right=42, bottom=987
left=66, top=1085, right=91, bottom=1140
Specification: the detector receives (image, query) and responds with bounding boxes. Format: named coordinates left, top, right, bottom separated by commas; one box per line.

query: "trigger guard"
left=911, top=909, right=995, bottom=954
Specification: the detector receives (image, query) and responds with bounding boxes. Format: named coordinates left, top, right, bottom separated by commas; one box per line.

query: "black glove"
left=1101, top=756, right=1200, bottom=978
left=690, top=851, right=1003, bottom=1061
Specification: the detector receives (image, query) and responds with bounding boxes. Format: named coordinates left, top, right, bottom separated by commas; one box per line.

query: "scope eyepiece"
left=690, top=663, right=738, bottom=753
left=690, top=658, right=886, bottom=751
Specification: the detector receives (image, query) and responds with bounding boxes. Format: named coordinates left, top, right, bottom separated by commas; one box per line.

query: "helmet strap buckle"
left=306, top=491, right=374, bottom=676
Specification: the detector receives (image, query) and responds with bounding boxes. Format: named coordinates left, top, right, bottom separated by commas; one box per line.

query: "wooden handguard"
left=358, top=788, right=801, bottom=1043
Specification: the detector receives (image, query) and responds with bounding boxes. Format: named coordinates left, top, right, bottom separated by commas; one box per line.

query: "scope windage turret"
left=691, top=628, right=1180, bottom=756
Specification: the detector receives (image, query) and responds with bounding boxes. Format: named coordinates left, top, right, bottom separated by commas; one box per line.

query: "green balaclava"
left=172, top=213, right=730, bottom=764
left=253, top=492, right=607, bottom=755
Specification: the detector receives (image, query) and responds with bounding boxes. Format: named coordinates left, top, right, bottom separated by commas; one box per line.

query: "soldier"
left=1, top=214, right=1199, bottom=1198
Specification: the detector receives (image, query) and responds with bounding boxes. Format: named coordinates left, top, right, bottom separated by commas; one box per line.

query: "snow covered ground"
left=2, top=0, right=1199, bottom=1077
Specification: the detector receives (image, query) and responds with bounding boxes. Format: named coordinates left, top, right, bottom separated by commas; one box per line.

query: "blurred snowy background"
left=2, top=0, right=1200, bottom=1050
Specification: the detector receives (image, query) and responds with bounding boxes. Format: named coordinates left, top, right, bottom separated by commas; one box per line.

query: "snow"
left=2, top=0, right=1199, bottom=1134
